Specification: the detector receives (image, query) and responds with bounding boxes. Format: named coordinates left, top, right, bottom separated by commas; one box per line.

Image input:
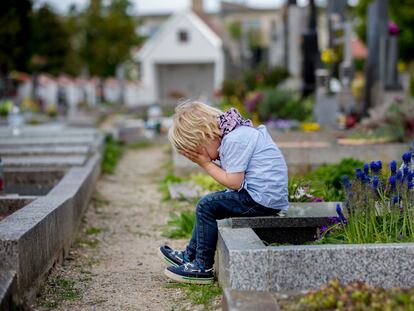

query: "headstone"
left=168, top=182, right=203, bottom=200
left=301, top=0, right=320, bottom=96
left=363, top=0, right=389, bottom=114
left=313, top=69, right=339, bottom=127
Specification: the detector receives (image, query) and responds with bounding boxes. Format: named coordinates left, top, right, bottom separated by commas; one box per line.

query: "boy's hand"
left=180, top=148, right=211, bottom=168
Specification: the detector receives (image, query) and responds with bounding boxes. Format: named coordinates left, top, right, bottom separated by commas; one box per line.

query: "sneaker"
left=164, top=261, right=214, bottom=285
left=158, top=245, right=190, bottom=267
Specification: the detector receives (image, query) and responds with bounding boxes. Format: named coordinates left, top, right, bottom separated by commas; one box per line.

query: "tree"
left=81, top=0, right=140, bottom=77
left=30, top=5, right=72, bottom=75
left=0, top=0, right=32, bottom=75
left=353, top=0, right=414, bottom=62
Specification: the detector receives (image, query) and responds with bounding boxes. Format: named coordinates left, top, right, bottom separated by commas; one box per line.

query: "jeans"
left=185, top=189, right=280, bottom=268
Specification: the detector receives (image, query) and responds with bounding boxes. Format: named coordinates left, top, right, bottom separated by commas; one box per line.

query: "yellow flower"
left=321, top=49, right=336, bottom=64
left=300, top=122, right=320, bottom=131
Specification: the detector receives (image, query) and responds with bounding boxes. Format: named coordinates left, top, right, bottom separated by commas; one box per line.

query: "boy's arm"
left=180, top=149, right=244, bottom=190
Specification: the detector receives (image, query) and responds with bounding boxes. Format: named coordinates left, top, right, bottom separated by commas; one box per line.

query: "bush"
left=305, top=158, right=365, bottom=201
left=102, top=136, right=124, bottom=174
left=257, top=89, right=313, bottom=122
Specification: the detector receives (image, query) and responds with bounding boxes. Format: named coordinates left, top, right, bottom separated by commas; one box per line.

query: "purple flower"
left=370, top=161, right=379, bottom=174
left=403, top=166, right=409, bottom=176
left=397, top=170, right=403, bottom=181
left=389, top=175, right=396, bottom=192
left=408, top=181, right=413, bottom=190
left=402, top=152, right=411, bottom=164
left=363, top=163, right=369, bottom=175
left=373, top=176, right=379, bottom=189
left=356, top=168, right=364, bottom=181
left=328, top=216, right=340, bottom=224
left=336, top=204, right=347, bottom=223
left=320, top=226, right=328, bottom=234
left=311, top=196, right=324, bottom=202
left=407, top=171, right=413, bottom=183
left=393, top=195, right=399, bottom=204
left=390, top=160, right=397, bottom=175
left=342, top=175, right=350, bottom=189
left=376, top=161, right=382, bottom=171
left=389, top=21, right=399, bottom=36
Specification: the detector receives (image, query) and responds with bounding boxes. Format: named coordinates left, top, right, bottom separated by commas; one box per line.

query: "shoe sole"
left=157, top=248, right=180, bottom=267
left=164, top=268, right=214, bottom=285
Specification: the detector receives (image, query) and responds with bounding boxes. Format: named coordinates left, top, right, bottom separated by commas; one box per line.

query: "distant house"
left=134, top=9, right=224, bottom=107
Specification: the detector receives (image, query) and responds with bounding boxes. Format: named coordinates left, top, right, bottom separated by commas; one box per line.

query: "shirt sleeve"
left=221, top=138, right=256, bottom=174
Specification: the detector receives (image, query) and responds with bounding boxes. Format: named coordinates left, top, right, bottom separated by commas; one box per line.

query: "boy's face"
left=197, top=137, right=221, bottom=161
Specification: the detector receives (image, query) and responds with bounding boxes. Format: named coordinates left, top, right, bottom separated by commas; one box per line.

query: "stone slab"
left=0, top=271, right=16, bottom=311
left=168, top=182, right=202, bottom=200
left=4, top=168, right=65, bottom=196
left=229, top=202, right=339, bottom=229
left=269, top=243, right=414, bottom=291
left=0, top=146, right=90, bottom=156
left=0, top=153, right=101, bottom=302
left=0, top=125, right=97, bottom=138
left=222, top=288, right=280, bottom=311
left=0, top=197, right=36, bottom=219
left=217, top=207, right=414, bottom=292
left=3, top=156, right=87, bottom=168
left=0, top=136, right=95, bottom=146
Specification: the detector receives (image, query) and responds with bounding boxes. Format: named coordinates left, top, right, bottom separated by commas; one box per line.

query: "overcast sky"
left=37, top=0, right=312, bottom=15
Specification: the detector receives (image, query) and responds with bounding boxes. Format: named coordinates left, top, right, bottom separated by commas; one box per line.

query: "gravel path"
left=33, top=146, right=210, bottom=310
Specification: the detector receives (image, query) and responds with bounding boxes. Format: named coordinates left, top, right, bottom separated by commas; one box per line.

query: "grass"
left=165, top=282, right=222, bottom=309
left=126, top=140, right=154, bottom=149
left=75, top=236, right=99, bottom=248
left=102, top=136, right=124, bottom=174
left=38, top=275, right=82, bottom=308
left=159, top=174, right=184, bottom=201
left=162, top=209, right=195, bottom=239
left=91, top=192, right=109, bottom=207
left=84, top=226, right=103, bottom=235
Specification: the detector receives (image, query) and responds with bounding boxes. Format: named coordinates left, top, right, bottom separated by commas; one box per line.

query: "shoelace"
left=183, top=262, right=199, bottom=272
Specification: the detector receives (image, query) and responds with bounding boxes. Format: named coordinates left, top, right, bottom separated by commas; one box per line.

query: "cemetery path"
left=34, top=146, right=198, bottom=310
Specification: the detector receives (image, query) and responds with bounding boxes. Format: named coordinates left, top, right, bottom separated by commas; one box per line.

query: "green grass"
left=159, top=174, right=184, bottom=201
left=75, top=237, right=99, bottom=248
left=102, top=136, right=124, bottom=174
left=84, top=226, right=103, bottom=235
left=91, top=192, right=109, bottom=207
left=38, top=275, right=82, bottom=308
left=162, top=210, right=195, bottom=239
left=165, top=282, right=222, bottom=309
left=127, top=140, right=154, bottom=149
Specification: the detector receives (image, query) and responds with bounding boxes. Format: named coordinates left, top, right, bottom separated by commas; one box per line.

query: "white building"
left=134, top=9, right=225, bottom=107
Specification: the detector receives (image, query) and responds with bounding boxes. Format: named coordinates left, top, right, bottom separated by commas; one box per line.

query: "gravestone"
left=301, top=0, right=320, bottom=96
left=362, top=0, right=402, bottom=114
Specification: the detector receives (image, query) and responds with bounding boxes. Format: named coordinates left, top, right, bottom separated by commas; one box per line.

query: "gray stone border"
left=217, top=202, right=414, bottom=292
left=0, top=153, right=101, bottom=303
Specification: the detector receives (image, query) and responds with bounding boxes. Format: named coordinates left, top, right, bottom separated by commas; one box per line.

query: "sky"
left=37, top=0, right=307, bottom=15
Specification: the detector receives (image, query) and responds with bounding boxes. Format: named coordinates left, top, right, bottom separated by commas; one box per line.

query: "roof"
left=193, top=10, right=223, bottom=38
left=352, top=37, right=368, bottom=59
left=136, top=9, right=222, bottom=62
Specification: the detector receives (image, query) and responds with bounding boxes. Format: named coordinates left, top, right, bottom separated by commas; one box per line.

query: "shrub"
left=257, top=89, right=313, bottom=122
left=102, top=136, right=124, bottom=174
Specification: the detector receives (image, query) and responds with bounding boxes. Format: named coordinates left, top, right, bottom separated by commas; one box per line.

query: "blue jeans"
left=185, top=189, right=280, bottom=268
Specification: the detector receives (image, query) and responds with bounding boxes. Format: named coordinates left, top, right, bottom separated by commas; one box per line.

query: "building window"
left=178, top=30, right=189, bottom=43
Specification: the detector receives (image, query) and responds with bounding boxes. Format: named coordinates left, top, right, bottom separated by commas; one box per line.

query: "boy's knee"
left=196, top=196, right=213, bottom=215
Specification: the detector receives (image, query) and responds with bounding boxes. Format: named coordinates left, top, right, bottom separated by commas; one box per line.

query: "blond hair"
left=168, top=101, right=222, bottom=151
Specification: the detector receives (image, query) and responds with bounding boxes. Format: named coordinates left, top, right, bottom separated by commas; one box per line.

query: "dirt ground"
left=33, top=146, right=220, bottom=311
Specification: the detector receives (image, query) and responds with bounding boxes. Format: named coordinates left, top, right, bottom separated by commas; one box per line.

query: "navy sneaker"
left=158, top=245, right=190, bottom=267
left=164, top=261, right=214, bottom=285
